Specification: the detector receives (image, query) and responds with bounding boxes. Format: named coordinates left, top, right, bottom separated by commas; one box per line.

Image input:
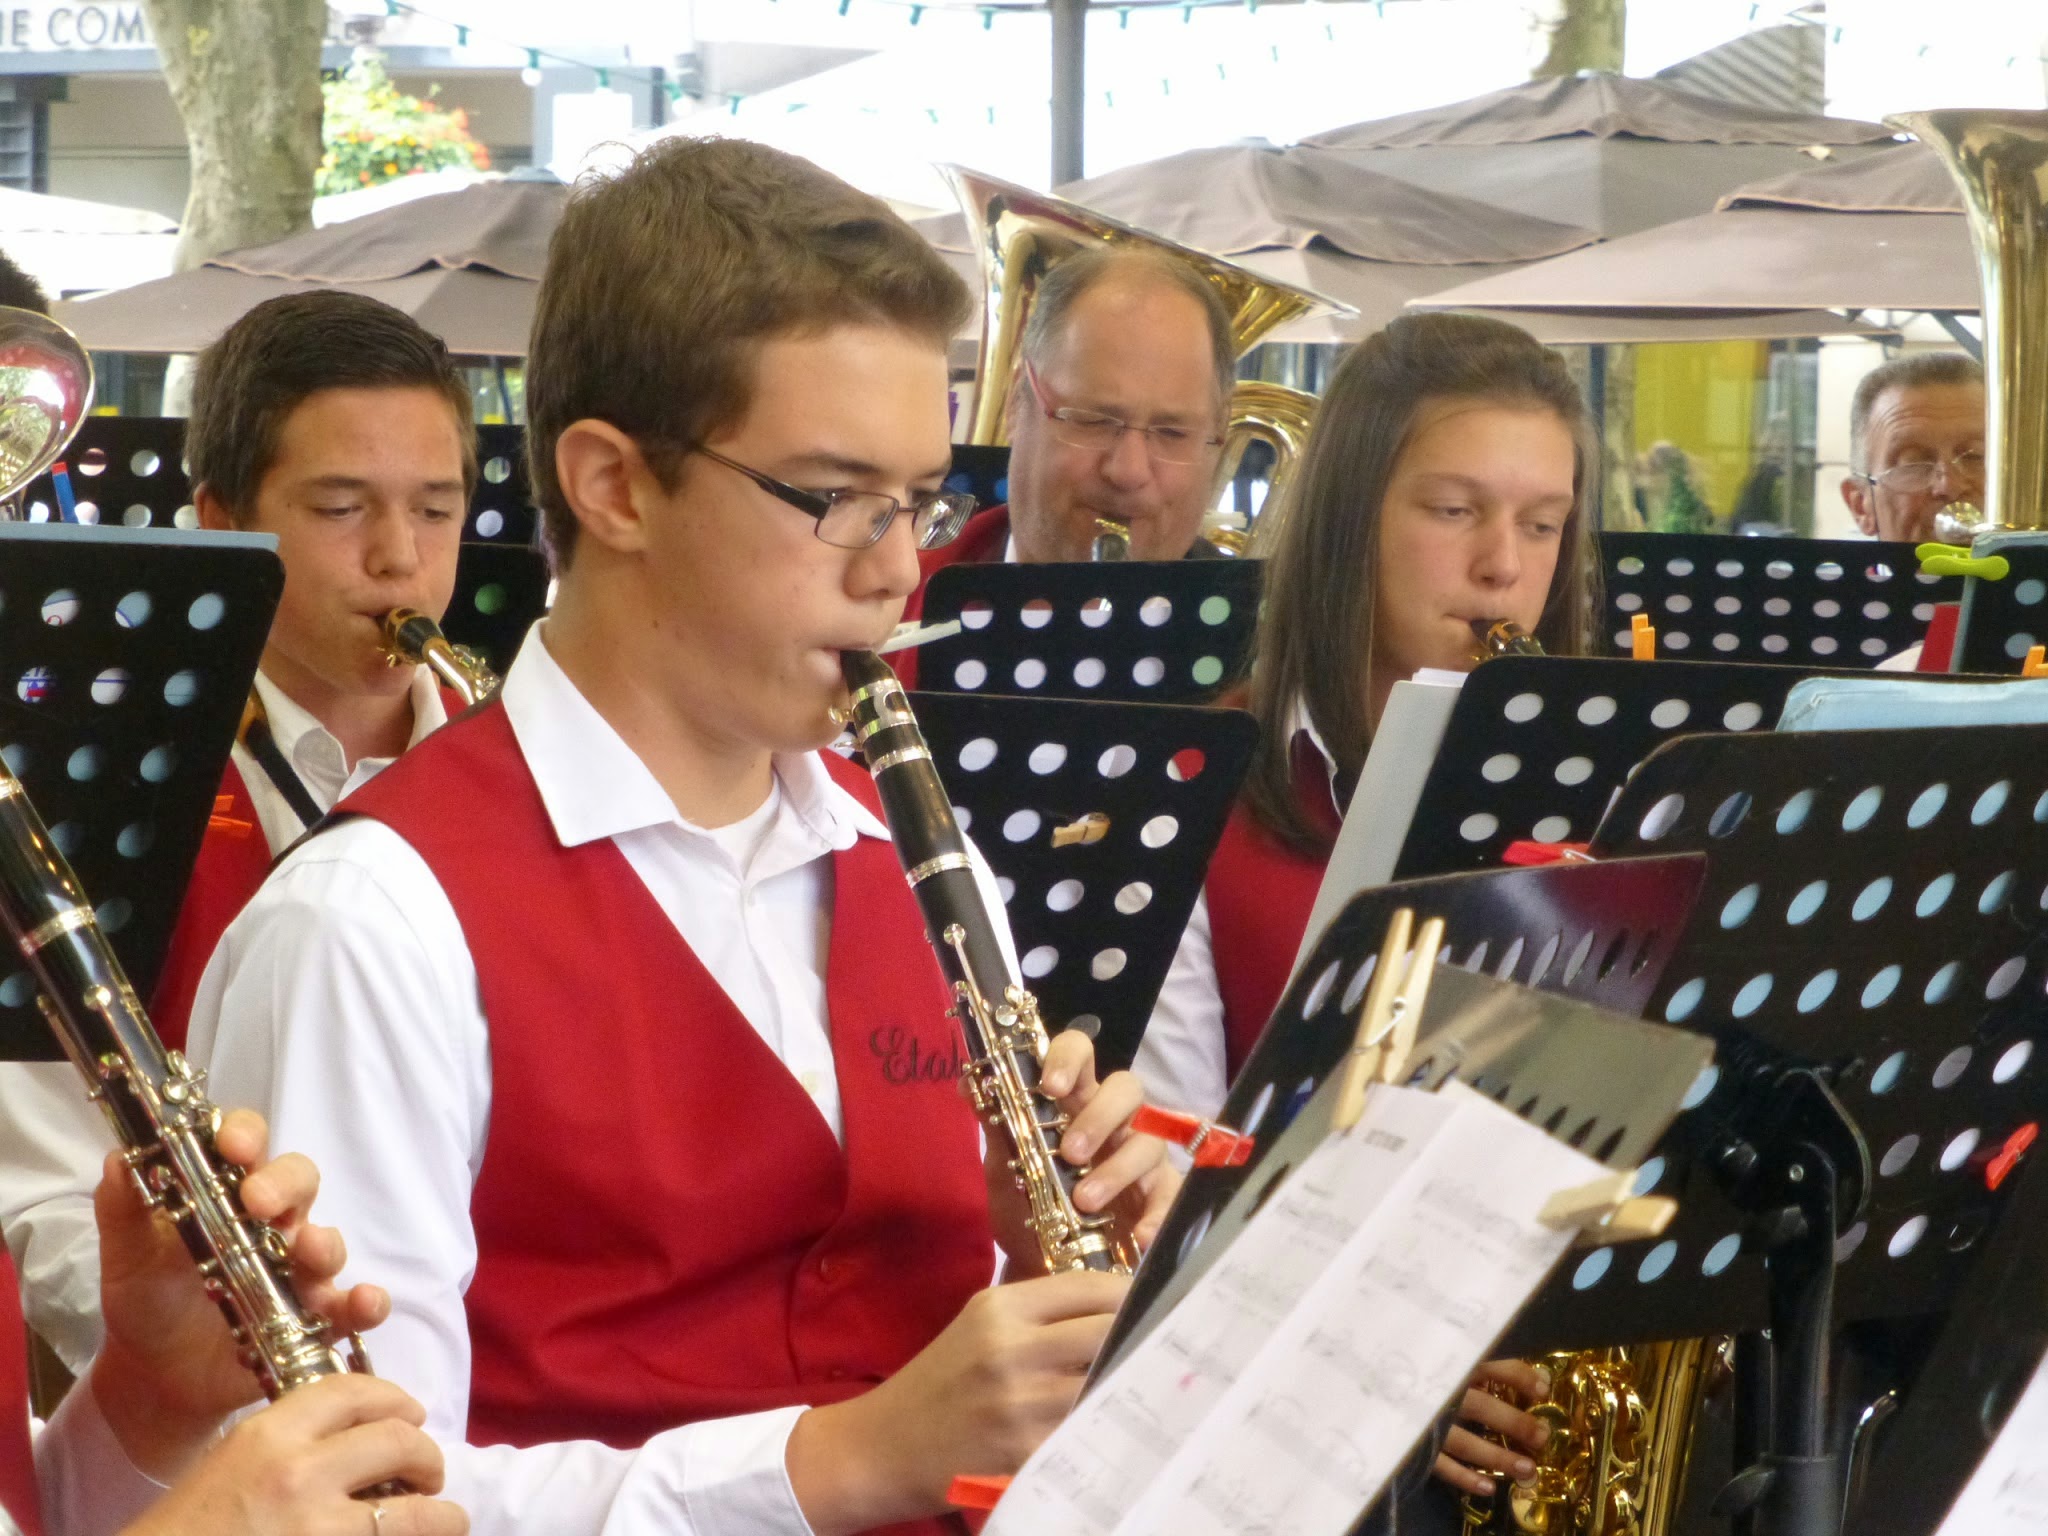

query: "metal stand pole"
left=1050, top=0, right=1086, bottom=186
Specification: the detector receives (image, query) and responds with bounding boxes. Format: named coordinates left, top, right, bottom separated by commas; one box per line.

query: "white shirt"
left=32, top=1374, right=172, bottom=1536
left=187, top=623, right=1013, bottom=1536
left=0, top=666, right=444, bottom=1373
left=1133, top=703, right=1341, bottom=1120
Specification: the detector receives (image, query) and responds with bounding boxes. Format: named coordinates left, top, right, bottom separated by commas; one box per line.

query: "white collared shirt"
left=187, top=622, right=1011, bottom=1536
left=0, top=665, right=445, bottom=1374
left=1134, top=700, right=1339, bottom=1120
left=238, top=664, right=448, bottom=850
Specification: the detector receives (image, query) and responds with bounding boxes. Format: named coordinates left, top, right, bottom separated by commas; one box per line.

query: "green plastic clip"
left=1917, top=542, right=2009, bottom=581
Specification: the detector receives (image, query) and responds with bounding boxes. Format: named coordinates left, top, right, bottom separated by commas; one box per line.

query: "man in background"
left=1840, top=351, right=1985, bottom=545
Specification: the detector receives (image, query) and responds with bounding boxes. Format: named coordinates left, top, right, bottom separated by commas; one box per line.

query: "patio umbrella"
left=56, top=177, right=566, bottom=356
left=1409, top=142, right=1976, bottom=320
left=0, top=186, right=179, bottom=298
left=919, top=143, right=1881, bottom=343
left=1304, top=72, right=1897, bottom=240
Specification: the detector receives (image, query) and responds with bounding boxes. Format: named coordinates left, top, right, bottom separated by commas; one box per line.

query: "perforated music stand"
left=0, top=524, right=282, bottom=1059
left=1105, top=852, right=1711, bottom=1366
left=939, top=443, right=1012, bottom=509
left=1470, top=722, right=2048, bottom=1534
left=1598, top=532, right=1957, bottom=667
left=1393, top=656, right=1969, bottom=878
left=916, top=559, right=1263, bottom=705
left=913, top=690, right=1256, bottom=1073
left=1953, top=533, right=2048, bottom=675
left=18, top=417, right=193, bottom=530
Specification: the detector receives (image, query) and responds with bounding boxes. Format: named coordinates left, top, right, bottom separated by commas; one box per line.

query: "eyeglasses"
left=1861, top=451, right=1987, bottom=497
left=1023, top=362, right=1223, bottom=466
left=693, top=445, right=978, bottom=551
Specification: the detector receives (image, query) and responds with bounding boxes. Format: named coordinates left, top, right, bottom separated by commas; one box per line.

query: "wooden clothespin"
left=1333, top=909, right=1446, bottom=1130
left=1630, top=613, right=1656, bottom=660
left=2023, top=645, right=2048, bottom=680
left=1538, top=1169, right=1679, bottom=1246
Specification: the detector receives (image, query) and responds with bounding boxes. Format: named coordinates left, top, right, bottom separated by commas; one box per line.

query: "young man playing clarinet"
left=190, top=137, right=1176, bottom=1536
left=0, top=291, right=475, bottom=1375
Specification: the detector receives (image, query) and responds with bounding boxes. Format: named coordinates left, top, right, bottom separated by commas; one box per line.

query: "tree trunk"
left=1530, top=0, right=1625, bottom=78
left=143, top=0, right=326, bottom=269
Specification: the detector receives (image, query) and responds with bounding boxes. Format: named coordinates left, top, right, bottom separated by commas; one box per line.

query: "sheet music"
left=985, top=1083, right=1453, bottom=1536
left=1934, top=1347, right=2048, bottom=1532
left=1117, top=1081, right=1601, bottom=1536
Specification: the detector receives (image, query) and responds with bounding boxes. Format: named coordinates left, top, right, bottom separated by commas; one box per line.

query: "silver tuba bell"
left=0, top=306, right=94, bottom=519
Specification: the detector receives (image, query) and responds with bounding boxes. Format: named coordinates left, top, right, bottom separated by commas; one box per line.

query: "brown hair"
left=0, top=247, right=48, bottom=315
left=188, top=291, right=476, bottom=524
left=1244, top=312, right=1601, bottom=854
left=526, top=136, right=974, bottom=569
left=1848, top=350, right=1983, bottom=471
left=1019, top=246, right=1236, bottom=406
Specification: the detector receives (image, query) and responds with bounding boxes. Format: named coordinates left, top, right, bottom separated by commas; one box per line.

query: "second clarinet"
left=840, top=649, right=1135, bottom=1275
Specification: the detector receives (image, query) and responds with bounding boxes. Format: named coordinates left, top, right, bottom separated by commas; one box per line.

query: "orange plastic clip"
left=2024, top=645, right=2048, bottom=680
left=1131, top=1104, right=1255, bottom=1167
left=1630, top=613, right=1656, bottom=660
left=947, top=1475, right=1011, bottom=1511
left=1986, top=1122, right=2038, bottom=1192
left=207, top=793, right=257, bottom=839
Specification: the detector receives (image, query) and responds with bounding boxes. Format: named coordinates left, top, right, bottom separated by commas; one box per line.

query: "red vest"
left=150, top=759, right=271, bottom=1053
left=1203, top=737, right=1342, bottom=1079
left=339, top=705, right=995, bottom=1504
left=152, top=690, right=469, bottom=1050
left=0, top=1252, right=44, bottom=1536
left=898, top=505, right=1011, bottom=691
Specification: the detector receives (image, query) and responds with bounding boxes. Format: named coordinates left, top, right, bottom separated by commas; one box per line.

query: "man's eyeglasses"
left=693, top=445, right=977, bottom=551
left=1860, top=450, right=1987, bottom=497
left=1023, top=362, right=1223, bottom=466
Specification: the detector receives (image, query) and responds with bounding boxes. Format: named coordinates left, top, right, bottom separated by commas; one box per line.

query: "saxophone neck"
left=379, top=607, right=499, bottom=706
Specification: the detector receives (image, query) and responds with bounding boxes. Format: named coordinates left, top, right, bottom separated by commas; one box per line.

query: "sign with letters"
left=0, top=3, right=150, bottom=51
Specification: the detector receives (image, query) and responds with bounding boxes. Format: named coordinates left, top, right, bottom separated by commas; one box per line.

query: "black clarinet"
left=840, top=649, right=1133, bottom=1274
left=0, top=759, right=406, bottom=1495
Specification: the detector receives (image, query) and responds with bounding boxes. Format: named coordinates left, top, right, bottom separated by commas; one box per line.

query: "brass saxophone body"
left=839, top=648, right=1135, bottom=1275
left=379, top=606, right=500, bottom=706
left=0, top=761, right=404, bottom=1491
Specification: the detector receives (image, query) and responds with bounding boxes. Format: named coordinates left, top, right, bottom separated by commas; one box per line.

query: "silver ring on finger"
left=369, top=1502, right=388, bottom=1530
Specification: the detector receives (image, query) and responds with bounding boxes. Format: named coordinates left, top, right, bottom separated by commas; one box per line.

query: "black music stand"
left=915, top=559, right=1263, bottom=705
left=1598, top=532, right=1958, bottom=666
left=18, top=417, right=193, bottom=530
left=1492, top=721, right=2048, bottom=1534
left=939, top=443, right=1012, bottom=508
left=1392, top=656, right=1968, bottom=879
left=439, top=422, right=549, bottom=675
left=0, top=524, right=282, bottom=1058
left=1106, top=852, right=1710, bottom=1364
left=1952, top=532, right=2048, bottom=675
left=913, top=690, right=1256, bottom=1072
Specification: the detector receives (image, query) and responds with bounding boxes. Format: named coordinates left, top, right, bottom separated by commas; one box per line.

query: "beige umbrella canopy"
left=57, top=178, right=566, bottom=356
left=1412, top=142, right=1977, bottom=319
left=1304, top=72, right=1898, bottom=240
left=921, top=141, right=1883, bottom=343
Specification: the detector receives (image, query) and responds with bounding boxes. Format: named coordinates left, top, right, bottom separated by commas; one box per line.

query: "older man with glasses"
left=915, top=247, right=1236, bottom=590
left=1840, top=351, right=1986, bottom=546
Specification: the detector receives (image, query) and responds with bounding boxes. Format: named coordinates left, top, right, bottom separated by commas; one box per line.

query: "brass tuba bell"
left=0, top=306, right=94, bottom=518
left=1886, top=109, right=2048, bottom=544
left=940, top=165, right=1346, bottom=555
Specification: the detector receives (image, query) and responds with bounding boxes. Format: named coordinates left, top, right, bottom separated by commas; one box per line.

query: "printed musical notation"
left=985, top=1081, right=1606, bottom=1536
left=1935, top=1348, right=2048, bottom=1533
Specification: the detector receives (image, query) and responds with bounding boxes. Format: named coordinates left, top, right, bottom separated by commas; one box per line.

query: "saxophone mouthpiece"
left=1470, top=618, right=1546, bottom=660
left=1090, top=518, right=1131, bottom=562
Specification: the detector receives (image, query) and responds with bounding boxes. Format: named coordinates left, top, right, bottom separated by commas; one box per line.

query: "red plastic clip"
left=207, top=793, right=257, bottom=839
left=947, top=1475, right=1011, bottom=1511
left=1986, top=1121, right=2038, bottom=1192
left=1501, top=840, right=1594, bottom=867
left=1131, top=1104, right=1255, bottom=1167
